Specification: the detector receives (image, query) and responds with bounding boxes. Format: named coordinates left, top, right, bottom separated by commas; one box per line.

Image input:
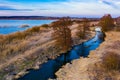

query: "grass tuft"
left=102, top=52, right=120, bottom=71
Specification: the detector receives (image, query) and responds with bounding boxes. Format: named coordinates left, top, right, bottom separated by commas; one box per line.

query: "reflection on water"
left=18, top=31, right=105, bottom=80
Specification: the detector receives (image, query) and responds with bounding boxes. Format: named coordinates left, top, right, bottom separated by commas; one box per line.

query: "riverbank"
left=0, top=22, right=95, bottom=80
left=56, top=31, right=120, bottom=80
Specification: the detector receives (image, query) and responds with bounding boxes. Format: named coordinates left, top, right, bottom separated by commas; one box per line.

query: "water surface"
left=0, top=20, right=54, bottom=34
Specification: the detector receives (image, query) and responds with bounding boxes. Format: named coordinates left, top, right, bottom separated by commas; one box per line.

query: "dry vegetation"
left=102, top=51, right=120, bottom=71
left=99, top=14, right=115, bottom=32
left=0, top=26, right=41, bottom=61
left=0, top=18, right=96, bottom=80
left=0, top=19, right=95, bottom=80
left=0, top=24, right=58, bottom=80
left=52, top=17, right=73, bottom=52
left=102, top=40, right=120, bottom=71
left=56, top=31, right=120, bottom=80
left=76, top=18, right=90, bottom=39
left=90, top=40, right=120, bottom=80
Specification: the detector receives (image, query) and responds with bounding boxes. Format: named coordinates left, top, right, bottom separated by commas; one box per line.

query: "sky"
left=0, top=0, right=120, bottom=17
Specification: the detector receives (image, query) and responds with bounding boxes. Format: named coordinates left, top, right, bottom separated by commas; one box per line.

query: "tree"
left=116, top=17, right=120, bottom=26
left=115, top=17, right=120, bottom=31
left=77, top=18, right=90, bottom=39
left=51, top=17, right=72, bottom=52
left=99, top=14, right=114, bottom=31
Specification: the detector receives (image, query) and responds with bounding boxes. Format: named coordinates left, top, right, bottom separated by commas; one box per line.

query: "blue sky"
left=0, top=0, right=120, bottom=17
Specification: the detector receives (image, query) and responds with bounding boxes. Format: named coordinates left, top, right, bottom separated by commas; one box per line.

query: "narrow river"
left=18, top=31, right=105, bottom=80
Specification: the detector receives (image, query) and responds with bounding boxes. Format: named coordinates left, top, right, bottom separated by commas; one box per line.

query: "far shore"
left=0, top=19, right=58, bottom=20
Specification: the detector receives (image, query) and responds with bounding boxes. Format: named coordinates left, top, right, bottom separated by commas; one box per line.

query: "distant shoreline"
left=0, top=16, right=60, bottom=20
left=0, top=16, right=100, bottom=20
left=0, top=19, right=58, bottom=20
left=0, top=18, right=59, bottom=20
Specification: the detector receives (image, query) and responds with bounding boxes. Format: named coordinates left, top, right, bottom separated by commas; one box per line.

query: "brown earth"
left=0, top=22, right=94, bottom=80
left=56, top=31, right=120, bottom=80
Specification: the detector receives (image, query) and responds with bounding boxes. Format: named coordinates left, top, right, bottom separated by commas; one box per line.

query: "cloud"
left=101, top=0, right=111, bottom=5
left=0, top=0, right=120, bottom=17
left=99, top=0, right=119, bottom=9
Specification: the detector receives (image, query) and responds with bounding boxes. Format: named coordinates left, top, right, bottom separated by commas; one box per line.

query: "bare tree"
left=77, top=18, right=90, bottom=39
left=99, top=14, right=114, bottom=31
left=51, top=17, right=73, bottom=52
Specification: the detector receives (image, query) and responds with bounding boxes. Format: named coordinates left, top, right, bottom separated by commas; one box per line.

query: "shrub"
left=77, top=29, right=85, bottom=39
left=102, top=52, right=120, bottom=71
left=114, top=26, right=120, bottom=31
left=41, top=24, right=49, bottom=28
left=26, top=26, right=40, bottom=33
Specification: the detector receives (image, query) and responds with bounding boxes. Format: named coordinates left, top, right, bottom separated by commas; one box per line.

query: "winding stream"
left=18, top=31, right=105, bottom=80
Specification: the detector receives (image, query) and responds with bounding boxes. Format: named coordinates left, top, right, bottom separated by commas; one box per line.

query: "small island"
left=20, top=24, right=29, bottom=28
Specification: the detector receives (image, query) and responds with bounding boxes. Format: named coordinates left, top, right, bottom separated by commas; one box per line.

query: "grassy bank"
left=0, top=24, right=56, bottom=80
left=0, top=21, right=94, bottom=80
left=56, top=31, right=120, bottom=80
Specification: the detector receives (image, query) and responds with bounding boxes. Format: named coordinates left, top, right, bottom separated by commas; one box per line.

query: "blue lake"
left=0, top=20, right=55, bottom=34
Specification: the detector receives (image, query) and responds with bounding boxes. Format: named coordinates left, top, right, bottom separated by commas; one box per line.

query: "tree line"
left=51, top=17, right=90, bottom=53
left=51, top=14, right=116, bottom=53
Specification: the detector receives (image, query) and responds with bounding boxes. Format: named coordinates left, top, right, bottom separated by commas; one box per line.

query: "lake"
left=0, top=20, right=55, bottom=34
